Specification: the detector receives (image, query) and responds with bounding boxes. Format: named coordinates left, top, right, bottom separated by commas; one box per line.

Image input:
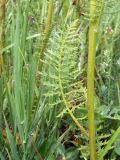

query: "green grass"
left=0, top=0, right=120, bottom=159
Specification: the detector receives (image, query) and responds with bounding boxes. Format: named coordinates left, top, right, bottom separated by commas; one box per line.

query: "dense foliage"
left=0, top=0, right=120, bottom=159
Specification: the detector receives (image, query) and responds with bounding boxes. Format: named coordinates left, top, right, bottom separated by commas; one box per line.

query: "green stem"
left=98, top=127, right=120, bottom=160
left=87, top=1, right=98, bottom=159
left=87, top=1, right=105, bottom=159
left=39, top=0, right=54, bottom=73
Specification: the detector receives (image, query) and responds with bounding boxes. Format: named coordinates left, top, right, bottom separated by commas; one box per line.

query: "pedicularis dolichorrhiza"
left=0, top=0, right=120, bottom=159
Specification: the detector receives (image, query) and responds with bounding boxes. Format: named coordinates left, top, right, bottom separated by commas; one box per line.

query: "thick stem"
left=87, top=0, right=97, bottom=159
left=87, top=1, right=105, bottom=159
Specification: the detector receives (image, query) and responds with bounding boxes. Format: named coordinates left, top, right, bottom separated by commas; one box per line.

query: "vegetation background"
left=0, top=0, right=120, bottom=160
